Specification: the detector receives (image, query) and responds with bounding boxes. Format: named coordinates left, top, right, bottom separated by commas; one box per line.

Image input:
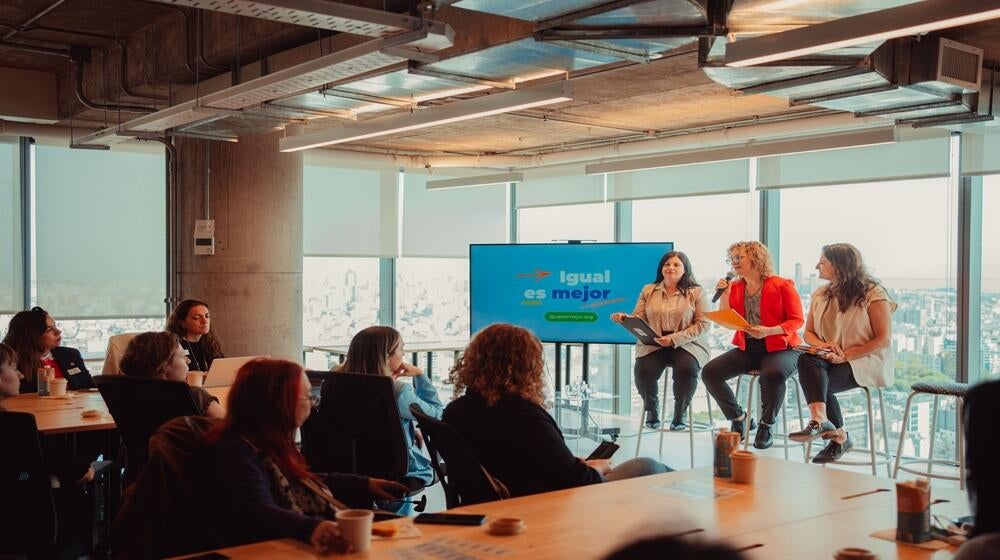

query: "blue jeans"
left=604, top=457, right=672, bottom=482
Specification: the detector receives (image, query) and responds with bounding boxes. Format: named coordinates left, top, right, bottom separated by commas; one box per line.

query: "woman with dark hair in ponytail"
left=2, top=307, right=93, bottom=393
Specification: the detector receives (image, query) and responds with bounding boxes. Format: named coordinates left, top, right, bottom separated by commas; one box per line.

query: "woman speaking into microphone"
left=611, top=251, right=711, bottom=430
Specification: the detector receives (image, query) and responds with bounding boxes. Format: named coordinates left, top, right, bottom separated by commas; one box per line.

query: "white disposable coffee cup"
left=337, top=509, right=374, bottom=552
left=186, top=371, right=205, bottom=387
left=48, top=378, right=68, bottom=396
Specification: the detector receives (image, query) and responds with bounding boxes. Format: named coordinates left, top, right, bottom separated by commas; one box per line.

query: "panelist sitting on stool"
left=444, top=323, right=670, bottom=498
left=611, top=250, right=711, bottom=431
left=702, top=241, right=804, bottom=450
left=789, top=244, right=895, bottom=463
left=167, top=299, right=223, bottom=372
left=3, top=307, right=94, bottom=393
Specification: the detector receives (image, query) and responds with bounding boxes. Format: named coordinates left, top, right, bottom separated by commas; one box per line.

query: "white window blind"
left=402, top=173, right=507, bottom=257
left=757, top=133, right=950, bottom=190
left=34, top=146, right=165, bottom=318
left=607, top=159, right=750, bottom=200
left=0, top=138, right=22, bottom=314
left=303, top=165, right=398, bottom=257
left=960, top=133, right=1000, bottom=176
left=515, top=173, right=604, bottom=208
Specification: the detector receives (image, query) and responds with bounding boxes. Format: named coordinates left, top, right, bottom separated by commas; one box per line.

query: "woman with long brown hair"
left=701, top=241, right=804, bottom=450
left=444, top=324, right=669, bottom=498
left=2, top=307, right=93, bottom=393
left=200, top=358, right=405, bottom=552
left=119, top=331, right=224, bottom=418
left=166, top=299, right=223, bottom=372
left=789, top=243, right=895, bottom=463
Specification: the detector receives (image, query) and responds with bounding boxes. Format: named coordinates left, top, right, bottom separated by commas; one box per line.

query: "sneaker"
left=644, top=411, right=661, bottom=430
left=812, top=434, right=854, bottom=464
left=731, top=416, right=757, bottom=439
left=753, top=423, right=773, bottom=449
left=669, top=421, right=688, bottom=431
left=789, top=419, right=838, bottom=443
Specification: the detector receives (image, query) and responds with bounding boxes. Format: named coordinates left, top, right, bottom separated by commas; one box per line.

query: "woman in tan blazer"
left=789, top=243, right=895, bottom=463
left=612, top=251, right=711, bottom=430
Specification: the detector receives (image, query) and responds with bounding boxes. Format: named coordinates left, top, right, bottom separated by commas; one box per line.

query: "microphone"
left=712, top=272, right=736, bottom=303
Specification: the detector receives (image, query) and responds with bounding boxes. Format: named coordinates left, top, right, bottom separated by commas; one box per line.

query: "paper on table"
left=704, top=309, right=751, bottom=330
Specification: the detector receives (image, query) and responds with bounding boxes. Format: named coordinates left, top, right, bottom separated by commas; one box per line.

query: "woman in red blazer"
left=702, top=241, right=804, bottom=450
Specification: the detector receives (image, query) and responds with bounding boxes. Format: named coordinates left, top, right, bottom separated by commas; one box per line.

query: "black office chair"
left=409, top=403, right=509, bottom=508
left=0, top=412, right=115, bottom=559
left=964, top=380, right=1000, bottom=538
left=302, top=372, right=426, bottom=494
left=93, top=376, right=200, bottom=486
left=305, top=369, right=332, bottom=398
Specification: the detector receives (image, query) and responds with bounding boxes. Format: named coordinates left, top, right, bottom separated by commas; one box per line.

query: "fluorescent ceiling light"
left=726, top=0, right=1000, bottom=67
left=425, top=172, right=523, bottom=190
left=279, top=81, right=573, bottom=152
left=584, top=128, right=896, bottom=175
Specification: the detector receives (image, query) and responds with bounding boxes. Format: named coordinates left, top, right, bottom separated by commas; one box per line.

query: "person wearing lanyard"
left=611, top=250, right=711, bottom=430
left=701, top=241, right=804, bottom=450
left=2, top=307, right=94, bottom=393
left=166, top=299, right=224, bottom=372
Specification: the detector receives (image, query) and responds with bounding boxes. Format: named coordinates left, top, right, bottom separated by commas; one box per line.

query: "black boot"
left=644, top=410, right=661, bottom=429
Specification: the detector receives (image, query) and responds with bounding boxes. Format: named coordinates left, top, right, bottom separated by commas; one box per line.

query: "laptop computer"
left=203, top=356, right=268, bottom=388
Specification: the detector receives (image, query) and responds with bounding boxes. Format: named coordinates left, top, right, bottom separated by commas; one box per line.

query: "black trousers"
left=633, top=347, right=700, bottom=424
left=701, top=339, right=798, bottom=425
left=797, top=353, right=859, bottom=428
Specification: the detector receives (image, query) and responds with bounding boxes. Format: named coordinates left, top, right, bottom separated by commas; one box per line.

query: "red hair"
left=205, top=358, right=315, bottom=481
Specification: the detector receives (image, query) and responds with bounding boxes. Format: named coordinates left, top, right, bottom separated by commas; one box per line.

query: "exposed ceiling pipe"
left=309, top=112, right=890, bottom=171
left=0, top=40, right=71, bottom=57
left=74, top=62, right=158, bottom=114
left=2, top=0, right=67, bottom=40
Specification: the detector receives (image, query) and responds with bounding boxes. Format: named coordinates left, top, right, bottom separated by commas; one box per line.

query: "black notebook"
left=619, top=316, right=668, bottom=346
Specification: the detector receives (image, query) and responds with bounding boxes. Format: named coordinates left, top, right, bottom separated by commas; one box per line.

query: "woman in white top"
left=612, top=251, right=711, bottom=430
left=789, top=243, right=895, bottom=464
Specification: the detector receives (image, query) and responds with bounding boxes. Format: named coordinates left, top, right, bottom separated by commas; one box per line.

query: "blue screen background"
left=470, top=242, right=673, bottom=344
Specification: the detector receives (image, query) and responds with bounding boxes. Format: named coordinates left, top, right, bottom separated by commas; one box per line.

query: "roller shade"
left=34, top=146, right=165, bottom=318
left=515, top=173, right=604, bottom=208
left=960, top=133, right=1000, bottom=176
left=304, top=165, right=398, bottom=257
left=402, top=173, right=507, bottom=257
left=607, top=159, right=750, bottom=200
left=757, top=133, right=950, bottom=190
left=0, top=138, right=22, bottom=314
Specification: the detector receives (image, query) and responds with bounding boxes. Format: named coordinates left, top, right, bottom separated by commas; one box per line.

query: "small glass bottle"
left=36, top=367, right=50, bottom=396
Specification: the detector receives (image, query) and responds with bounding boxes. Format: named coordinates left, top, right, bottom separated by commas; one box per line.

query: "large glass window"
left=982, top=175, right=1000, bottom=381
left=33, top=146, right=166, bottom=317
left=0, top=139, right=22, bottom=314
left=303, top=257, right=380, bottom=346
left=779, top=177, right=958, bottom=461
left=396, top=258, right=469, bottom=343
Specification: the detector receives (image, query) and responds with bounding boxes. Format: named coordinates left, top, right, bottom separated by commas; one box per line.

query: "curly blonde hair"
left=448, top=324, right=546, bottom=407
left=728, top=241, right=775, bottom=279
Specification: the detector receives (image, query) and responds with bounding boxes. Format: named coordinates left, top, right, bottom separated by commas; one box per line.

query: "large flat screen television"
left=470, top=242, right=673, bottom=344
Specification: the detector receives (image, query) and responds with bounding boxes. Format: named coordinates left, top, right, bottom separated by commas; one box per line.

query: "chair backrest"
left=965, top=379, right=1000, bottom=537
left=101, top=332, right=141, bottom=375
left=93, top=375, right=201, bottom=485
left=409, top=403, right=509, bottom=508
left=0, top=412, right=58, bottom=554
left=301, top=372, right=408, bottom=482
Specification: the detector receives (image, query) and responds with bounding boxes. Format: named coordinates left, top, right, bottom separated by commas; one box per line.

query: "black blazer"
left=19, top=346, right=94, bottom=393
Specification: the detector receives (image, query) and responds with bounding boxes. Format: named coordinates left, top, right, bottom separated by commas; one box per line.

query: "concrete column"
left=174, top=131, right=302, bottom=361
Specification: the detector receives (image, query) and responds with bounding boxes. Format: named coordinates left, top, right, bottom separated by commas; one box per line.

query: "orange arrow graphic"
left=515, top=268, right=551, bottom=281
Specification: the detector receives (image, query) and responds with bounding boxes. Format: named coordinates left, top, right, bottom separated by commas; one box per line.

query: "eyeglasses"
left=726, top=255, right=744, bottom=264
left=300, top=394, right=320, bottom=407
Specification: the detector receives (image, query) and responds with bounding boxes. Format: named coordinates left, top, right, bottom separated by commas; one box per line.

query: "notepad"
left=704, top=309, right=751, bottom=330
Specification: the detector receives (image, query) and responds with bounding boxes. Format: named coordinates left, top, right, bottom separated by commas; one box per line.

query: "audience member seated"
left=167, top=299, right=223, bottom=372
left=199, top=358, right=407, bottom=552
left=119, top=331, right=224, bottom=419
left=443, top=323, right=670, bottom=498
left=336, top=327, right=443, bottom=500
left=2, top=307, right=94, bottom=393
left=789, top=244, right=895, bottom=463
left=954, top=379, right=1000, bottom=560
left=603, top=534, right=747, bottom=560
left=0, top=342, right=96, bottom=552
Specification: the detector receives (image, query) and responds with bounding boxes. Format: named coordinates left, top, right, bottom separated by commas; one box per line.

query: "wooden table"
left=1, top=386, right=231, bottom=435
left=177, top=458, right=970, bottom=559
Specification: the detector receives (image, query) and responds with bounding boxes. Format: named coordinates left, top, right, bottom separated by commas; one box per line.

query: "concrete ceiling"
left=1, top=0, right=999, bottom=156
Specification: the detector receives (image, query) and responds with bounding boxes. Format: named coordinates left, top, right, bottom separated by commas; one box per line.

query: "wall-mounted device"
left=194, top=219, right=215, bottom=255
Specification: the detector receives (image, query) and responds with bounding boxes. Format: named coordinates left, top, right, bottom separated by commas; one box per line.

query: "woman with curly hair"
left=166, top=299, right=223, bottom=372
left=702, top=241, right=804, bottom=450
left=788, top=244, right=895, bottom=463
left=444, top=323, right=669, bottom=498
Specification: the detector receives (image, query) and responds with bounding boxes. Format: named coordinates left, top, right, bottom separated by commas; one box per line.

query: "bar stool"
left=806, top=386, right=891, bottom=477
left=635, top=366, right=716, bottom=469
left=734, top=370, right=807, bottom=460
left=892, top=381, right=968, bottom=489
